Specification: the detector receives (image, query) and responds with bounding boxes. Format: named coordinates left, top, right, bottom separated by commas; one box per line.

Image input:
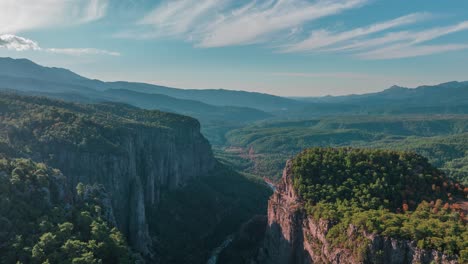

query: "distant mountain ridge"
left=0, top=57, right=467, bottom=121
left=0, top=57, right=274, bottom=125
left=0, top=57, right=302, bottom=112
left=0, top=57, right=86, bottom=83
left=296, top=81, right=468, bottom=103
left=288, top=81, right=468, bottom=117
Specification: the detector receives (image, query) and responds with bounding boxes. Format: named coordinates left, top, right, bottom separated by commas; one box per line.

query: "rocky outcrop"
left=1, top=96, right=217, bottom=259
left=260, top=161, right=459, bottom=264
left=42, top=125, right=214, bottom=258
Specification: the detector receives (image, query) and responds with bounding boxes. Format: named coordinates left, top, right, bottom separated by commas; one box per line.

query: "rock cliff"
left=260, top=161, right=460, bottom=264
left=35, top=123, right=215, bottom=257
left=0, top=94, right=216, bottom=259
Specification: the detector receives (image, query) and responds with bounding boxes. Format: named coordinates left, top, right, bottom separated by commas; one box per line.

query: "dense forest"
left=0, top=158, right=136, bottom=263
left=292, top=148, right=467, bottom=262
left=221, top=116, right=468, bottom=184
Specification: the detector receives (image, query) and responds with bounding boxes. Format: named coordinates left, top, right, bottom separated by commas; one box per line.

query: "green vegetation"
left=0, top=92, right=273, bottom=263
left=292, top=148, right=467, bottom=262
left=223, top=116, right=468, bottom=184
left=151, top=163, right=271, bottom=264
left=0, top=158, right=136, bottom=264
left=0, top=92, right=202, bottom=157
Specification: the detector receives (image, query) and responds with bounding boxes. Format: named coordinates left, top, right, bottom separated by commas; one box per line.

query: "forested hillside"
left=0, top=92, right=271, bottom=263
left=245, top=148, right=468, bottom=264
left=0, top=158, right=136, bottom=263
left=291, top=148, right=467, bottom=262
left=221, top=116, right=468, bottom=184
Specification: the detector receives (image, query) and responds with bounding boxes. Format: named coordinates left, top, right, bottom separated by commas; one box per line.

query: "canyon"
left=259, top=161, right=460, bottom=264
left=0, top=93, right=217, bottom=260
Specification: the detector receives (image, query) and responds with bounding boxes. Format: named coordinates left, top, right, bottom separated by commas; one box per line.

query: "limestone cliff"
left=0, top=94, right=216, bottom=259
left=35, top=123, right=215, bottom=257
left=260, top=161, right=460, bottom=264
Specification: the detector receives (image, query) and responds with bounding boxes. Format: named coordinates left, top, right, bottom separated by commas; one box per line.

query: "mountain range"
left=1, top=57, right=468, bottom=128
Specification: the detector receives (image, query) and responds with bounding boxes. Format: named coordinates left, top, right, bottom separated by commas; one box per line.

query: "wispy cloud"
left=323, top=21, right=468, bottom=52
left=357, top=44, right=468, bottom=60
left=80, top=0, right=109, bottom=23
left=0, top=34, right=119, bottom=56
left=271, top=71, right=382, bottom=79
left=351, top=21, right=468, bottom=59
left=283, top=16, right=468, bottom=59
left=198, top=0, right=368, bottom=47
left=118, top=0, right=468, bottom=60
left=0, top=0, right=108, bottom=34
left=282, top=13, right=430, bottom=52
left=119, top=0, right=369, bottom=47
left=46, top=48, right=120, bottom=56
left=139, top=0, right=225, bottom=37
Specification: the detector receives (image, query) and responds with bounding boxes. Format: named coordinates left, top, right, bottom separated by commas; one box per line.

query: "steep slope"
left=260, top=148, right=467, bottom=264
left=0, top=92, right=216, bottom=258
left=0, top=158, right=136, bottom=263
left=0, top=92, right=272, bottom=263
left=154, top=165, right=271, bottom=263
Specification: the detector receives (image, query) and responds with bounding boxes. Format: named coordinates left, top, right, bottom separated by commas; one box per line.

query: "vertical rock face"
left=261, top=161, right=312, bottom=264
left=260, top=161, right=459, bottom=264
left=40, top=125, right=215, bottom=257
left=0, top=95, right=217, bottom=258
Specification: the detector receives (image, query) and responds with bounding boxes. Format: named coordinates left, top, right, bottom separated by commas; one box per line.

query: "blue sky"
left=0, top=0, right=467, bottom=96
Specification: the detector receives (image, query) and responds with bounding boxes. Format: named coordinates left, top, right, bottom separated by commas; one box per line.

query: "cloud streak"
left=0, top=34, right=119, bottom=56
left=120, top=0, right=368, bottom=47
left=0, top=0, right=108, bottom=34
left=357, top=44, right=468, bottom=60
left=270, top=71, right=387, bottom=80
left=284, top=17, right=468, bottom=59
left=122, top=0, right=468, bottom=59
left=282, top=13, right=431, bottom=52
left=198, top=0, right=368, bottom=47
left=46, top=48, right=120, bottom=56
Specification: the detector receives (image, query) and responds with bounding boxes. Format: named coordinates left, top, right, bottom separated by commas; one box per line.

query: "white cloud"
left=80, top=0, right=109, bottom=23
left=357, top=44, right=468, bottom=60
left=139, top=0, right=225, bottom=37
left=198, top=0, right=368, bottom=47
left=282, top=13, right=430, bottom=52
left=47, top=48, right=120, bottom=56
left=0, top=34, right=41, bottom=51
left=118, top=0, right=468, bottom=60
left=281, top=16, right=468, bottom=59
left=270, top=71, right=381, bottom=79
left=0, top=0, right=108, bottom=34
left=122, top=0, right=368, bottom=47
left=0, top=34, right=119, bottom=56
left=330, top=21, right=468, bottom=52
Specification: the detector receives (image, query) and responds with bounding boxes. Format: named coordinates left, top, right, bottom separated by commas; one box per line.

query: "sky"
left=0, top=0, right=467, bottom=97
